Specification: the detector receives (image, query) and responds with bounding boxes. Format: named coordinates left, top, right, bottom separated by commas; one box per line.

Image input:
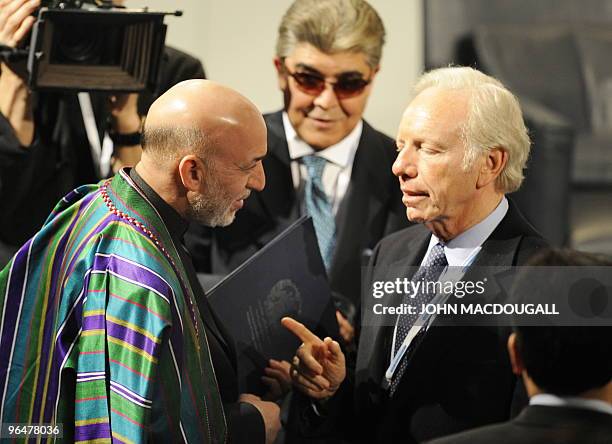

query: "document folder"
left=207, top=216, right=339, bottom=394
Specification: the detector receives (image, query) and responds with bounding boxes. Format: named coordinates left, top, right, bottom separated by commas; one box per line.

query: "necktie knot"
left=424, top=242, right=448, bottom=268
left=302, top=154, right=327, bottom=181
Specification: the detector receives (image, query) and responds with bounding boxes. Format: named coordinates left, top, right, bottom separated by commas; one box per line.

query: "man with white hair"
left=282, top=67, right=548, bottom=443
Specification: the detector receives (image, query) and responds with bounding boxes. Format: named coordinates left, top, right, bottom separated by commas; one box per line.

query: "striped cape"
left=0, top=169, right=227, bottom=443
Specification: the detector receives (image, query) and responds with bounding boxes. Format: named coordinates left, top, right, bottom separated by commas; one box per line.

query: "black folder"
left=207, top=216, right=339, bottom=394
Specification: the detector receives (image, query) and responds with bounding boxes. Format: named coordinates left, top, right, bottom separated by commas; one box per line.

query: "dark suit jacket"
left=426, top=405, right=612, bottom=444
left=177, top=231, right=266, bottom=444
left=198, top=290, right=266, bottom=443
left=186, top=111, right=408, bottom=308
left=289, top=200, right=548, bottom=444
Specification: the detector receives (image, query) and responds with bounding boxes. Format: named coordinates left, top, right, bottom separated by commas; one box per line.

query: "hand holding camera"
left=0, top=0, right=39, bottom=50
left=0, top=0, right=39, bottom=146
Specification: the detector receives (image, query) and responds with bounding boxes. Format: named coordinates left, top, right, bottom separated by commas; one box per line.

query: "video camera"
left=1, top=0, right=181, bottom=92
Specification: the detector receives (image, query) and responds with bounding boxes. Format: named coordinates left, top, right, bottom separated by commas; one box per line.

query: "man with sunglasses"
left=187, top=0, right=407, bottom=341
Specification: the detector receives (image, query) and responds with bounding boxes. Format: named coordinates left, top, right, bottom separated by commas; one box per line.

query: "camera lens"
left=56, top=24, right=102, bottom=64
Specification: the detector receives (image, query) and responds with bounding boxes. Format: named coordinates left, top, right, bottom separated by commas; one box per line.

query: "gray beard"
left=187, top=192, right=236, bottom=227
left=186, top=173, right=236, bottom=227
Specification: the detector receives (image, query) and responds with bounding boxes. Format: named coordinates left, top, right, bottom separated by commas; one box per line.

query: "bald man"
left=0, top=80, right=279, bottom=443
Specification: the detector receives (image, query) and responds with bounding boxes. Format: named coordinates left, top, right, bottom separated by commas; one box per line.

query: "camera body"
left=26, top=2, right=176, bottom=92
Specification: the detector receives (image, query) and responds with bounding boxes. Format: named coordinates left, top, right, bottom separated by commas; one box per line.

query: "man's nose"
left=313, top=83, right=340, bottom=109
left=392, top=147, right=417, bottom=179
left=249, top=161, right=266, bottom=191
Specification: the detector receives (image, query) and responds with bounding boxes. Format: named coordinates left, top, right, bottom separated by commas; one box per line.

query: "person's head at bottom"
left=509, top=249, right=612, bottom=403
left=135, top=79, right=268, bottom=227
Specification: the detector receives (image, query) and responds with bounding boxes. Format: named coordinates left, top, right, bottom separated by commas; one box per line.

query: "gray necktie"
left=302, top=154, right=336, bottom=270
left=389, top=242, right=448, bottom=395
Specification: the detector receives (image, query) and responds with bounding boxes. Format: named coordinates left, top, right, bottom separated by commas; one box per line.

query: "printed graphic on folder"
left=207, top=216, right=339, bottom=394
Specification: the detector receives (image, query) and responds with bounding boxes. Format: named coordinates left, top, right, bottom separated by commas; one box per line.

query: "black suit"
left=426, top=405, right=612, bottom=444
left=289, top=200, right=548, bottom=444
left=187, top=111, right=408, bottom=307
left=196, top=278, right=266, bottom=443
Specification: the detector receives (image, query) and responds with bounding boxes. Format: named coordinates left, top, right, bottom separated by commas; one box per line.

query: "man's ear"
left=507, top=332, right=524, bottom=376
left=178, top=155, right=205, bottom=193
left=274, top=57, right=288, bottom=90
left=477, top=146, right=508, bottom=189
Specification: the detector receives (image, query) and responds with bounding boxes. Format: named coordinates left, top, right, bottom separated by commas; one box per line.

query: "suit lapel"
left=387, top=227, right=432, bottom=276
left=396, top=203, right=530, bottom=382
left=257, top=111, right=296, bottom=220
left=331, top=122, right=395, bottom=277
left=198, top=293, right=237, bottom=368
left=462, top=199, right=536, bottom=280
left=357, top=226, right=431, bottom=399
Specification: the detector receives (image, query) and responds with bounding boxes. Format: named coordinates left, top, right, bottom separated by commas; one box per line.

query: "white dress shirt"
left=282, top=112, right=362, bottom=215
left=530, top=393, right=612, bottom=416
left=421, top=196, right=509, bottom=268
left=390, top=197, right=509, bottom=360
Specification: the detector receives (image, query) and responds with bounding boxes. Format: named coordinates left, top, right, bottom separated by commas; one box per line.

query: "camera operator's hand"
left=0, top=0, right=38, bottom=49
left=108, top=93, right=143, bottom=172
left=0, top=0, right=39, bottom=147
left=109, top=93, right=140, bottom=134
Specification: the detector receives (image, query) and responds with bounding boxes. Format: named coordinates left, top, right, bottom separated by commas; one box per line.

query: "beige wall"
left=130, top=0, right=423, bottom=138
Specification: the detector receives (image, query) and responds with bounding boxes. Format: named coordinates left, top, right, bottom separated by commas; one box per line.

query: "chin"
left=302, top=135, right=336, bottom=150
left=218, top=214, right=236, bottom=227
left=216, top=209, right=238, bottom=227
left=406, top=208, right=425, bottom=224
left=300, top=127, right=345, bottom=148
left=194, top=209, right=236, bottom=228
left=406, top=203, right=442, bottom=224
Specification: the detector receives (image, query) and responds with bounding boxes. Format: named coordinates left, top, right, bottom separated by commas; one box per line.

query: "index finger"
left=281, top=317, right=321, bottom=344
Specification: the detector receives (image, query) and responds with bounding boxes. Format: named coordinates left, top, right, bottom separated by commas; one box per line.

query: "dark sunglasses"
left=284, top=64, right=372, bottom=99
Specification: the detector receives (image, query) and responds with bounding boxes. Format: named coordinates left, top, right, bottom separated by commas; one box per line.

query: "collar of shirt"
left=129, top=168, right=190, bottom=245
left=392, top=197, right=510, bottom=363
left=282, top=111, right=362, bottom=168
left=530, top=393, right=612, bottom=416
left=423, top=197, right=509, bottom=267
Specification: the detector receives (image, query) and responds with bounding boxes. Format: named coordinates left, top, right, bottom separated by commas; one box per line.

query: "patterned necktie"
left=302, top=154, right=336, bottom=270
left=389, top=242, right=448, bottom=395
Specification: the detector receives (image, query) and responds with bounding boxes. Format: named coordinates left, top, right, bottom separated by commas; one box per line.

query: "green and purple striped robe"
left=0, top=170, right=227, bottom=443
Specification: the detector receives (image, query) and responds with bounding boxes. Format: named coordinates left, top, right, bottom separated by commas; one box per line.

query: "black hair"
left=514, top=248, right=612, bottom=396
